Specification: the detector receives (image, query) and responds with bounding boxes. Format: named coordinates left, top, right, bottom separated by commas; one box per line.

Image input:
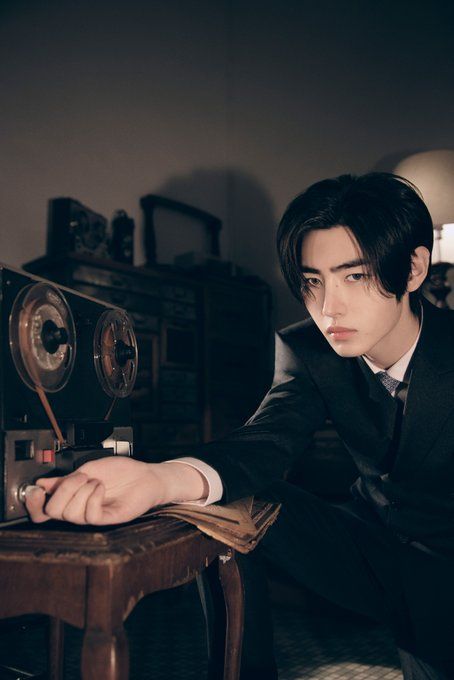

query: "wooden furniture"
left=0, top=515, right=244, bottom=680
left=24, top=254, right=273, bottom=460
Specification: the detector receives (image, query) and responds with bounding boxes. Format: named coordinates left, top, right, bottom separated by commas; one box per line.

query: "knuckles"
left=27, top=473, right=102, bottom=524
left=61, top=510, right=86, bottom=524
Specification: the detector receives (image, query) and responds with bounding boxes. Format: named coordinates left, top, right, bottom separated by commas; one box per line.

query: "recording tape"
left=94, top=309, right=138, bottom=399
left=9, top=282, right=76, bottom=394
left=8, top=281, right=138, bottom=442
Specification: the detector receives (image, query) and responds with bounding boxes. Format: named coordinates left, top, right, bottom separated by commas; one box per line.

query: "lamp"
left=394, top=150, right=454, bottom=308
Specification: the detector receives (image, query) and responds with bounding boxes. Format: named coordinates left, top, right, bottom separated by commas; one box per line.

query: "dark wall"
left=1, top=0, right=453, bottom=326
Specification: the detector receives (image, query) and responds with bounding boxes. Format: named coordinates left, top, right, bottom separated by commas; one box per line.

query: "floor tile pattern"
left=273, top=606, right=401, bottom=679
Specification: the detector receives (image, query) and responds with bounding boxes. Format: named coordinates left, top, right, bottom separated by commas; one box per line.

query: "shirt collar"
left=362, top=308, right=423, bottom=383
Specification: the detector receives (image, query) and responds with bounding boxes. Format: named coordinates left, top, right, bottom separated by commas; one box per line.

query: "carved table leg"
left=218, top=549, right=244, bottom=680
left=81, top=626, right=129, bottom=680
left=48, top=617, right=64, bottom=680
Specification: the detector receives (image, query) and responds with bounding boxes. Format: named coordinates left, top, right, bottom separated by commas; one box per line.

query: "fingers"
left=60, top=480, right=104, bottom=525
left=25, top=476, right=80, bottom=523
left=85, top=483, right=108, bottom=525
left=40, top=472, right=90, bottom=521
left=33, top=477, right=63, bottom=495
left=24, top=485, right=50, bottom=523
left=25, top=472, right=107, bottom=525
left=36, top=472, right=106, bottom=524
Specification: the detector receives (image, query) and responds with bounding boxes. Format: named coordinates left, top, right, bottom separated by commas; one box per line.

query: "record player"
left=0, top=264, right=138, bottom=523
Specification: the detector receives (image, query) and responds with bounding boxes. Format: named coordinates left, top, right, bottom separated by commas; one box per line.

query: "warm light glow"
left=394, top=150, right=454, bottom=264
left=439, top=223, right=454, bottom=263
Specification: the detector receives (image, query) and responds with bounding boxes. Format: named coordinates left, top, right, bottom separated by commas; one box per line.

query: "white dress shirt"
left=163, top=456, right=224, bottom=506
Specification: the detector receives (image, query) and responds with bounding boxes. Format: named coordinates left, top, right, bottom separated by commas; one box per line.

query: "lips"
left=327, top=326, right=355, bottom=333
left=326, top=326, right=357, bottom=340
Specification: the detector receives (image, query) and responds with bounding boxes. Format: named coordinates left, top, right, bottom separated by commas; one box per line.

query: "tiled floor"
left=0, top=582, right=402, bottom=679
left=273, top=605, right=401, bottom=679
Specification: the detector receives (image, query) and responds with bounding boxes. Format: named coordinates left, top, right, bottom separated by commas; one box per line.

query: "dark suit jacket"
left=195, top=297, right=454, bottom=657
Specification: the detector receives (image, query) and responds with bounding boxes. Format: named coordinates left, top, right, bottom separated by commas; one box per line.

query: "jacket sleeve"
left=193, top=329, right=328, bottom=503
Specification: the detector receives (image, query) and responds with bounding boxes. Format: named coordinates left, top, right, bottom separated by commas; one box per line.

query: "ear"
left=407, top=246, right=431, bottom=293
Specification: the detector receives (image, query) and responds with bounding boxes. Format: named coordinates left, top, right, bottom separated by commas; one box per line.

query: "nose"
left=321, top=281, right=346, bottom=318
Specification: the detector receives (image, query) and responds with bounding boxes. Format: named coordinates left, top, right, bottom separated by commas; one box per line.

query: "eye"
left=303, top=277, right=322, bottom=287
left=345, top=272, right=367, bottom=282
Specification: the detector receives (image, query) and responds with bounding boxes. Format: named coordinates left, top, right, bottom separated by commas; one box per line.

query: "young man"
left=26, top=173, right=454, bottom=679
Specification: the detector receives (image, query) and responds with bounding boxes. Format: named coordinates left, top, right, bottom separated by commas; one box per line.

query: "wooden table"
left=0, top=515, right=244, bottom=679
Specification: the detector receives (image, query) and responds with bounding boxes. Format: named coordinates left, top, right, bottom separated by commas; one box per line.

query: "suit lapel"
left=392, top=301, right=454, bottom=480
left=317, top=355, right=398, bottom=468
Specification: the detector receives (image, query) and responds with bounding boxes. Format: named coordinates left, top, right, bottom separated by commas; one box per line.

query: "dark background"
left=1, top=0, right=453, bottom=327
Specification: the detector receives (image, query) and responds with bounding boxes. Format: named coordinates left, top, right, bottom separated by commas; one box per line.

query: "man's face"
left=300, top=226, right=413, bottom=364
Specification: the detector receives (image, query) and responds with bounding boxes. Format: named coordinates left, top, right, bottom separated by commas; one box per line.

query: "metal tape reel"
left=9, top=283, right=76, bottom=392
left=93, top=309, right=138, bottom=398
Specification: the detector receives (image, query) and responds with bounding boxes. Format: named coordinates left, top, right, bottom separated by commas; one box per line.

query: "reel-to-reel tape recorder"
left=1, top=264, right=138, bottom=523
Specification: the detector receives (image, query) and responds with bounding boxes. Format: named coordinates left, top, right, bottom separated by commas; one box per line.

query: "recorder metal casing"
left=0, top=265, right=138, bottom=522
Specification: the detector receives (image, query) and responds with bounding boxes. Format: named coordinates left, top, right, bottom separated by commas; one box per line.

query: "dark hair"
left=277, top=172, right=433, bottom=314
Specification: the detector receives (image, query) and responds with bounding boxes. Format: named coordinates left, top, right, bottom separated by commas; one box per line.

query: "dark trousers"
left=214, top=481, right=454, bottom=680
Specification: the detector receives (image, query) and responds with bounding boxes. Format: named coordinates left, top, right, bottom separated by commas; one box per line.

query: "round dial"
left=93, top=309, right=138, bottom=398
left=9, top=283, right=76, bottom=392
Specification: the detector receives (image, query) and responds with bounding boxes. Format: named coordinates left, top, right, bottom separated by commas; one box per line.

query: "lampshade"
left=438, top=223, right=454, bottom=263
left=394, top=150, right=454, bottom=263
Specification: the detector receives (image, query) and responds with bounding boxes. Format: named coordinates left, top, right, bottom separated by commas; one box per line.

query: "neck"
left=364, top=303, right=421, bottom=370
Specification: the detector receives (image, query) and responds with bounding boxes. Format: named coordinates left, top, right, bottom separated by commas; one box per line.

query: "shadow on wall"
left=372, top=150, right=427, bottom=173
left=153, top=167, right=274, bottom=272
left=148, top=167, right=306, bottom=328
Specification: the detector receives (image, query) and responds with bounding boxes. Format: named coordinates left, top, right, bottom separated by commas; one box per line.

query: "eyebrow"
left=300, top=258, right=368, bottom=275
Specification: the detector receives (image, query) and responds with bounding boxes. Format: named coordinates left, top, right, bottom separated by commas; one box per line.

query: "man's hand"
left=24, top=457, right=208, bottom=526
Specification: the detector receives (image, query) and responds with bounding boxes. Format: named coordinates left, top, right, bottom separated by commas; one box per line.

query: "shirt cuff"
left=162, top=457, right=224, bottom=506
